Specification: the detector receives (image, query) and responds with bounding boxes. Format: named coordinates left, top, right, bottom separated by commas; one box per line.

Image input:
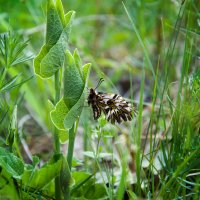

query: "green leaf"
left=6, top=105, right=17, bottom=149
left=0, top=75, right=33, bottom=94
left=60, top=156, right=74, bottom=197
left=58, top=129, right=69, bottom=143
left=0, top=74, right=21, bottom=92
left=32, top=156, right=40, bottom=166
left=72, top=157, right=83, bottom=167
left=55, top=0, right=66, bottom=27
left=84, top=183, right=107, bottom=199
left=98, top=117, right=107, bottom=127
left=0, top=168, right=20, bottom=200
left=63, top=50, right=84, bottom=108
left=50, top=97, right=69, bottom=130
left=46, top=0, right=64, bottom=46
left=48, top=100, right=68, bottom=143
left=0, top=32, right=33, bottom=68
left=34, top=0, right=75, bottom=78
left=83, top=151, right=95, bottom=159
left=0, top=147, right=24, bottom=178
left=127, top=190, right=138, bottom=199
left=71, top=172, right=93, bottom=194
left=50, top=50, right=91, bottom=131
left=83, top=151, right=112, bottom=159
left=22, top=154, right=63, bottom=189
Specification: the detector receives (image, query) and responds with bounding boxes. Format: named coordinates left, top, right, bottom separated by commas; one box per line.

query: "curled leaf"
left=48, top=100, right=69, bottom=143
left=50, top=50, right=91, bottom=131
left=34, top=0, right=75, bottom=78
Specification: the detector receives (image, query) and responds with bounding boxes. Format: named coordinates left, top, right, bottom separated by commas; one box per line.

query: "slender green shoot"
left=136, top=66, right=145, bottom=196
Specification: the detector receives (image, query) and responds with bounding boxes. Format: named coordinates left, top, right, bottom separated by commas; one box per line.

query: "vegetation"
left=0, top=0, right=199, bottom=199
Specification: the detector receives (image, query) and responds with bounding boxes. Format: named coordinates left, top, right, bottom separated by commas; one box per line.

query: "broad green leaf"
left=0, top=147, right=24, bottom=178
left=84, top=183, right=107, bottom=199
left=71, top=172, right=93, bottom=193
left=50, top=97, right=69, bottom=130
left=63, top=50, right=84, bottom=107
left=59, top=129, right=69, bottom=143
left=34, top=0, right=75, bottom=78
left=55, top=0, right=66, bottom=26
left=0, top=168, right=20, bottom=200
left=50, top=50, right=91, bottom=131
left=46, top=0, right=63, bottom=46
left=22, top=154, right=63, bottom=189
left=72, top=172, right=92, bottom=187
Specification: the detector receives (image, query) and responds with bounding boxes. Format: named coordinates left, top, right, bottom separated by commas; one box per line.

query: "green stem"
left=67, top=124, right=75, bottom=171
left=54, top=70, right=61, bottom=200
left=136, top=68, right=145, bottom=196
left=94, top=128, right=102, bottom=175
left=54, top=71, right=61, bottom=153
left=64, top=124, right=76, bottom=200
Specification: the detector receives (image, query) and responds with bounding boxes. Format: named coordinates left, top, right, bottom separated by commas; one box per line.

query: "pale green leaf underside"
left=34, top=9, right=75, bottom=78
left=48, top=100, right=69, bottom=143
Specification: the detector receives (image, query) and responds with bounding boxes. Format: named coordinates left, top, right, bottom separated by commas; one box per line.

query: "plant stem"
left=136, top=67, right=145, bottom=196
left=64, top=124, right=75, bottom=200
left=67, top=124, right=75, bottom=171
left=54, top=70, right=61, bottom=200
left=54, top=70, right=61, bottom=152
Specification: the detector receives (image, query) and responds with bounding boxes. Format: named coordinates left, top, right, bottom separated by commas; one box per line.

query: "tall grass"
left=0, top=0, right=199, bottom=199
left=86, top=1, right=200, bottom=199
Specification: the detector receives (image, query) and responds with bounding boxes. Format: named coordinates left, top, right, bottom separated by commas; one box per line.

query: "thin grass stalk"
left=88, top=135, right=110, bottom=198
left=149, top=65, right=159, bottom=198
left=159, top=147, right=200, bottom=197
left=83, top=121, right=89, bottom=166
left=155, top=3, right=186, bottom=142
left=136, top=67, right=145, bottom=196
left=122, top=2, right=155, bottom=79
